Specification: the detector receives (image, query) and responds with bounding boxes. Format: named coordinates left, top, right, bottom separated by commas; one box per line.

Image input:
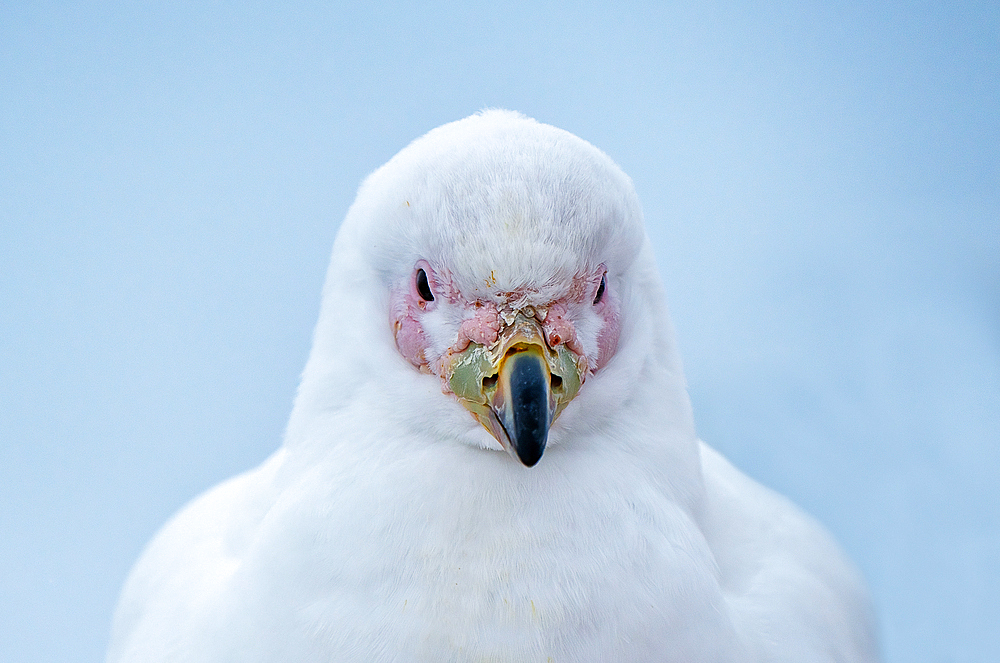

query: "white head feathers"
left=353, top=110, right=645, bottom=298
left=286, top=110, right=697, bottom=505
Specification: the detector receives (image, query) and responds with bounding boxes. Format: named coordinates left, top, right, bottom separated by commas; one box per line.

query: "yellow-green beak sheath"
left=446, top=314, right=586, bottom=467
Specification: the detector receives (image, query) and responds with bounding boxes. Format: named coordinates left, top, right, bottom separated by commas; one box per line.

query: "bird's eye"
left=593, top=275, right=606, bottom=305
left=416, top=268, right=434, bottom=302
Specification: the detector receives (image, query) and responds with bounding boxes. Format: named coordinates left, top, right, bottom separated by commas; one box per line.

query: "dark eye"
left=593, top=275, right=606, bottom=305
left=416, top=268, right=434, bottom=302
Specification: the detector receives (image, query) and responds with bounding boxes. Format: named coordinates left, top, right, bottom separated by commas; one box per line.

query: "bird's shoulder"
left=697, top=441, right=879, bottom=662
left=106, top=450, right=286, bottom=662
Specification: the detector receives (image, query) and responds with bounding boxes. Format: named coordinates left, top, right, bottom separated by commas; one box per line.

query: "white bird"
left=107, top=110, right=879, bottom=662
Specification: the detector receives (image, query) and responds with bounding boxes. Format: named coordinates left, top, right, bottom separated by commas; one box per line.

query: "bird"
left=107, top=110, right=879, bottom=662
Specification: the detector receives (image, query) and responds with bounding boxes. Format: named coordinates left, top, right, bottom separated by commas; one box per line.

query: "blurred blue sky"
left=1, top=1, right=997, bottom=661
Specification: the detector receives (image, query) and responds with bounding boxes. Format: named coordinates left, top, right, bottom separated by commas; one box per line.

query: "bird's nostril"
left=550, top=374, right=563, bottom=391
left=482, top=374, right=498, bottom=391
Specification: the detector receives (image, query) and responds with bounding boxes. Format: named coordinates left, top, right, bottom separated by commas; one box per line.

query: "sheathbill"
left=107, top=110, right=879, bottom=663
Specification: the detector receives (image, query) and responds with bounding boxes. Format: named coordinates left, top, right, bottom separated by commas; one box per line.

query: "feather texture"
left=108, top=110, right=879, bottom=663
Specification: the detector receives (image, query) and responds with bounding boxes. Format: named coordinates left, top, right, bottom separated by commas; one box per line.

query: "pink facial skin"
left=390, top=262, right=503, bottom=378
left=542, top=266, right=621, bottom=372
left=541, top=302, right=585, bottom=357
left=391, top=261, right=621, bottom=385
left=593, top=291, right=621, bottom=371
left=389, top=261, right=439, bottom=372
left=430, top=303, right=503, bottom=382
left=390, top=294, right=432, bottom=372
left=455, top=303, right=502, bottom=351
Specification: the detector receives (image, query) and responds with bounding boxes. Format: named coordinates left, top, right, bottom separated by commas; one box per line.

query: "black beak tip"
left=515, top=441, right=546, bottom=467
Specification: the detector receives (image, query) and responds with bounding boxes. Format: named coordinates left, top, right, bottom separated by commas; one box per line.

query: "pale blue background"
left=2, top=1, right=997, bottom=661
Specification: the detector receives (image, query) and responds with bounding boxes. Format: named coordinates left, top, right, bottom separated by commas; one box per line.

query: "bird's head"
left=293, top=111, right=692, bottom=469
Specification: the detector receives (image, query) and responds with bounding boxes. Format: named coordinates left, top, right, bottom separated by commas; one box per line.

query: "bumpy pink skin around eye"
left=391, top=288, right=432, bottom=370
left=391, top=263, right=622, bottom=380
left=541, top=268, right=620, bottom=372
left=390, top=262, right=439, bottom=371
left=428, top=303, right=502, bottom=382
left=593, top=291, right=621, bottom=370
left=456, top=304, right=502, bottom=350
left=391, top=263, right=503, bottom=375
left=541, top=302, right=585, bottom=357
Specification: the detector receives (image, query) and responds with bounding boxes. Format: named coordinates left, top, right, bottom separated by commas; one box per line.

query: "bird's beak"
left=446, top=314, right=585, bottom=466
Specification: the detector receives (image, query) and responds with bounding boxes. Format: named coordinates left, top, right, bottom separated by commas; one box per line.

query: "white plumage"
left=108, top=110, right=879, bottom=662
